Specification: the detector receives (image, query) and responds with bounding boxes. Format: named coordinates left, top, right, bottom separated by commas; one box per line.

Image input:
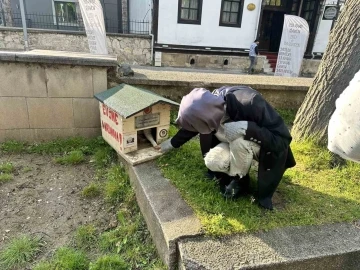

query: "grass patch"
left=53, top=247, right=89, bottom=270
left=1, top=138, right=165, bottom=269
left=0, top=162, right=15, bottom=174
left=0, top=137, right=107, bottom=155
left=104, top=165, right=132, bottom=204
left=55, top=150, right=85, bottom=165
left=158, top=127, right=360, bottom=236
left=0, top=173, right=13, bottom=184
left=276, top=108, right=298, bottom=126
left=89, top=254, right=128, bottom=270
left=0, top=234, right=44, bottom=270
left=82, top=183, right=102, bottom=198
left=75, top=225, right=98, bottom=251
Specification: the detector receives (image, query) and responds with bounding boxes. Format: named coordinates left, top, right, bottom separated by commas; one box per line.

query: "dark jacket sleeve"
left=170, top=128, right=198, bottom=148
left=255, top=46, right=259, bottom=55
left=245, top=96, right=291, bottom=153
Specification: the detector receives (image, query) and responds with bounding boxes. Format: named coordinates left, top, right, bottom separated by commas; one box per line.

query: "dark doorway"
left=258, top=10, right=285, bottom=52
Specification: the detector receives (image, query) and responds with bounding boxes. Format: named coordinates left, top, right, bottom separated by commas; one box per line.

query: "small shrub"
left=82, top=183, right=101, bottom=198
left=75, top=225, right=98, bottom=251
left=55, top=150, right=85, bottom=165
left=0, top=141, right=26, bottom=153
left=0, top=162, right=15, bottom=173
left=53, top=247, right=89, bottom=270
left=0, top=235, right=43, bottom=270
left=0, top=173, right=13, bottom=184
left=89, top=254, right=128, bottom=270
left=99, top=230, right=119, bottom=253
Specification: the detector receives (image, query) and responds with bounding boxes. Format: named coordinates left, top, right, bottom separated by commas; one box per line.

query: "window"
left=219, top=0, right=244, bottom=27
left=53, top=0, right=79, bottom=25
left=178, top=0, right=203, bottom=24
left=265, top=0, right=288, bottom=7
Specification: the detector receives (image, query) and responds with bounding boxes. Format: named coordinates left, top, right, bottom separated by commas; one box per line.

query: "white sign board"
left=79, top=0, right=108, bottom=55
left=275, top=15, right=309, bottom=77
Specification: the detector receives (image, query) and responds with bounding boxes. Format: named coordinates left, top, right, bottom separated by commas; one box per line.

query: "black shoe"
left=222, top=175, right=250, bottom=199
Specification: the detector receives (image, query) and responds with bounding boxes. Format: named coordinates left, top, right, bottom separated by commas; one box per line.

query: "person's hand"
left=157, top=139, right=174, bottom=153
left=224, top=121, right=248, bottom=141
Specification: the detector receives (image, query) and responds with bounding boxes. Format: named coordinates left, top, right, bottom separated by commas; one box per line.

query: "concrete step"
left=179, top=222, right=360, bottom=270
left=264, top=67, right=274, bottom=73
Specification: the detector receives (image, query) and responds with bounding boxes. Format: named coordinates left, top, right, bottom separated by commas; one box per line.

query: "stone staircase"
left=262, top=52, right=278, bottom=74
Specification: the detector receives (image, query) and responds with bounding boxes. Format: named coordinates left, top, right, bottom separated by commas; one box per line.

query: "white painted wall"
left=157, top=0, right=262, bottom=49
left=312, top=0, right=342, bottom=53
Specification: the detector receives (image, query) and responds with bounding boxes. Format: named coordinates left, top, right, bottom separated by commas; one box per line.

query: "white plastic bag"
left=328, top=70, right=360, bottom=163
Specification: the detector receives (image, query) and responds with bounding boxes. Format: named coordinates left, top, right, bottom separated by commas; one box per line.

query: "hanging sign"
left=79, top=0, right=108, bottom=55
left=323, top=6, right=338, bottom=20
left=275, top=15, right=309, bottom=77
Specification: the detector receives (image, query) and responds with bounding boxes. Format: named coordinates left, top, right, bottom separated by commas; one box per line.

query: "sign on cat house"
left=95, top=84, right=179, bottom=164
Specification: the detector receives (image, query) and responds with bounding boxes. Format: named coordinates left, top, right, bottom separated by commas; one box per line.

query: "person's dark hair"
left=254, top=39, right=259, bottom=42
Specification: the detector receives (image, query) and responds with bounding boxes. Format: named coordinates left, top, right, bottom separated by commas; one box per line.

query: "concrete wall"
left=0, top=52, right=115, bottom=142
left=157, top=0, right=261, bottom=49
left=0, top=27, right=152, bottom=65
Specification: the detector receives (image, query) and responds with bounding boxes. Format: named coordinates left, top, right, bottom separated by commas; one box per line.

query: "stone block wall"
left=301, top=59, right=321, bottom=77
left=0, top=60, right=110, bottom=142
left=160, top=52, right=265, bottom=73
left=0, top=27, right=152, bottom=65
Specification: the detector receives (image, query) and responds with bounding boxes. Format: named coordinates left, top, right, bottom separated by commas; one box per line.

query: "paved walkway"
left=131, top=66, right=313, bottom=88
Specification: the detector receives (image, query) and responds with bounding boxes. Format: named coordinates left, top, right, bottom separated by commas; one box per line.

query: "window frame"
left=177, top=0, right=203, bottom=25
left=219, top=0, right=244, bottom=28
left=52, top=0, right=79, bottom=26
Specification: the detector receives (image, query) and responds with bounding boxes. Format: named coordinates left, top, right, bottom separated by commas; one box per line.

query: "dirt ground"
left=0, top=154, right=115, bottom=258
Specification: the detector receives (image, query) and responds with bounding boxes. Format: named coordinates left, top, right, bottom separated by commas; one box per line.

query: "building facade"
left=153, top=0, right=345, bottom=69
left=1, top=0, right=151, bottom=34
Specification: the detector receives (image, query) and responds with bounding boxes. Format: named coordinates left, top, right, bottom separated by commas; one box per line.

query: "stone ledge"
left=126, top=161, right=202, bottom=270
left=0, top=50, right=118, bottom=67
left=179, top=221, right=360, bottom=270
left=0, top=27, right=152, bottom=39
left=119, top=77, right=310, bottom=92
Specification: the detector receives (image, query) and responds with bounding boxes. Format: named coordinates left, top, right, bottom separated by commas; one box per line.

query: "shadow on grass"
left=158, top=138, right=360, bottom=236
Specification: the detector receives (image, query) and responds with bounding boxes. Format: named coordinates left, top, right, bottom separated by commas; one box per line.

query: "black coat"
left=171, top=86, right=296, bottom=209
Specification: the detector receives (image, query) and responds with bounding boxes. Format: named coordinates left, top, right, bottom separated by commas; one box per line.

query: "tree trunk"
left=0, top=0, right=13, bottom=27
left=292, top=0, right=360, bottom=143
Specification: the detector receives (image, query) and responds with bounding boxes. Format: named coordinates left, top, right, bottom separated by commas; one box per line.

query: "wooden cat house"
left=94, top=84, right=179, bottom=165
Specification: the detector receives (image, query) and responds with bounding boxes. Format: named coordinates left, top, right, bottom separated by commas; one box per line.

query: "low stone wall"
left=0, top=27, right=152, bottom=65
left=156, top=52, right=321, bottom=76
left=0, top=50, right=117, bottom=142
left=159, top=52, right=265, bottom=73
left=301, top=59, right=321, bottom=77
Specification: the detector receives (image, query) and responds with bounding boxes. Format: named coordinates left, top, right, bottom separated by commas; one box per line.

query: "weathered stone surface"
left=33, top=128, right=75, bottom=141
left=0, top=97, right=29, bottom=129
left=179, top=222, right=360, bottom=270
left=74, top=128, right=101, bottom=138
left=126, top=161, right=202, bottom=270
left=27, top=98, right=74, bottom=129
left=0, top=27, right=151, bottom=65
left=46, top=66, right=93, bottom=98
left=93, top=68, right=108, bottom=95
left=73, top=98, right=100, bottom=128
left=0, top=129, right=35, bottom=142
left=301, top=59, right=321, bottom=77
left=0, top=62, right=47, bottom=97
